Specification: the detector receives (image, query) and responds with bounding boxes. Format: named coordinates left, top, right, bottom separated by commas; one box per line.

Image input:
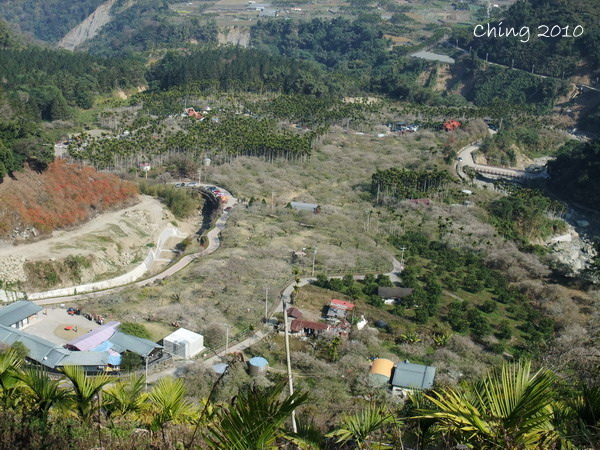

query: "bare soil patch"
left=0, top=195, right=199, bottom=289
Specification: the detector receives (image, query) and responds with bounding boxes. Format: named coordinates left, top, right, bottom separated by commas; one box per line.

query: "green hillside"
left=0, top=0, right=105, bottom=42
left=455, top=0, right=600, bottom=77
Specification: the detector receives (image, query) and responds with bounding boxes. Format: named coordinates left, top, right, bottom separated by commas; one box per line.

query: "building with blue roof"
left=0, top=301, right=164, bottom=374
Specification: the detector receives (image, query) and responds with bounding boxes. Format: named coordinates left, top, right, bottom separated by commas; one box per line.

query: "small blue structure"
left=248, top=356, right=269, bottom=376
left=212, top=363, right=229, bottom=375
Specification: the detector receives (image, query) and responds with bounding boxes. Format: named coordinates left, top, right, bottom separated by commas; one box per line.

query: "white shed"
left=163, top=328, right=204, bottom=359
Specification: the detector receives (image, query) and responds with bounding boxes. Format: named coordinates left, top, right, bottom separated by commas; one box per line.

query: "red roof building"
left=185, top=108, right=204, bottom=119
left=329, top=299, right=355, bottom=311
left=290, top=319, right=329, bottom=335
left=287, top=307, right=303, bottom=319
left=443, top=120, right=461, bottom=131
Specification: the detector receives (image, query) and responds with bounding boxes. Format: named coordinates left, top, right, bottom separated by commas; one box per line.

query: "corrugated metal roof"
left=0, top=324, right=69, bottom=368
left=66, top=321, right=120, bottom=351
left=0, top=325, right=20, bottom=345
left=290, top=319, right=329, bottom=332
left=17, top=334, right=57, bottom=362
left=330, top=299, right=355, bottom=310
left=61, top=351, right=109, bottom=367
left=0, top=301, right=42, bottom=326
left=109, top=331, right=162, bottom=358
left=369, top=358, right=394, bottom=377
left=41, top=347, right=71, bottom=368
left=287, top=307, right=303, bottom=319
left=391, top=361, right=436, bottom=389
left=378, top=287, right=414, bottom=299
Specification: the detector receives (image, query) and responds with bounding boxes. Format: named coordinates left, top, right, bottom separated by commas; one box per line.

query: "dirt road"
left=0, top=195, right=197, bottom=289
left=31, top=187, right=237, bottom=305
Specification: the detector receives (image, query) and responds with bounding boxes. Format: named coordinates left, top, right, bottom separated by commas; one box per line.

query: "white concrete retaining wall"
left=26, top=226, right=185, bottom=301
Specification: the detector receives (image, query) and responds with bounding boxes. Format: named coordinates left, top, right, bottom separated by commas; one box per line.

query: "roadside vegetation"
left=488, top=183, right=567, bottom=246
left=139, top=182, right=202, bottom=219
left=479, top=126, right=569, bottom=165
left=0, top=344, right=595, bottom=449
left=548, top=139, right=600, bottom=210
left=24, top=255, right=92, bottom=290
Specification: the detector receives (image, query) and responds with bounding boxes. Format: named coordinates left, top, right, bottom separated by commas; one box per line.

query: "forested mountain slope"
left=455, top=0, right=600, bottom=78
left=0, top=0, right=106, bottom=42
left=57, top=0, right=121, bottom=50
left=548, top=139, right=600, bottom=210
left=0, top=18, right=145, bottom=182
left=0, top=0, right=217, bottom=55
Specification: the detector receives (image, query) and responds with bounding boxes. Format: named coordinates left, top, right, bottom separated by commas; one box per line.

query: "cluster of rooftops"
left=0, top=300, right=168, bottom=372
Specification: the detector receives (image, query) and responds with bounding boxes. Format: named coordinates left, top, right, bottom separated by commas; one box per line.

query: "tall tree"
left=17, top=367, right=69, bottom=425
left=60, top=365, right=112, bottom=423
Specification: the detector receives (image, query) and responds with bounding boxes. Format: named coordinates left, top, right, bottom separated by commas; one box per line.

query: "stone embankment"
left=0, top=255, right=27, bottom=284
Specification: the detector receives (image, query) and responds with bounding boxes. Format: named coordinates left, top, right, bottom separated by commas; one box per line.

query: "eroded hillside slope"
left=0, top=160, right=138, bottom=241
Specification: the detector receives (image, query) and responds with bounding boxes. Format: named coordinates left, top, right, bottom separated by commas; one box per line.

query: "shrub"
left=480, top=300, right=497, bottom=314
left=121, top=351, right=143, bottom=372
left=139, top=182, right=202, bottom=218
left=495, top=321, right=512, bottom=340
left=119, top=322, right=152, bottom=340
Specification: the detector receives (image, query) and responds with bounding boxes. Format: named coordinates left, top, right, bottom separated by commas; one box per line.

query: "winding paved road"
left=455, top=130, right=549, bottom=181
left=31, top=186, right=237, bottom=306
left=147, top=257, right=405, bottom=382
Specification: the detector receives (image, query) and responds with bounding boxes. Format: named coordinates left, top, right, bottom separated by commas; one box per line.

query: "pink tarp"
left=65, top=321, right=120, bottom=351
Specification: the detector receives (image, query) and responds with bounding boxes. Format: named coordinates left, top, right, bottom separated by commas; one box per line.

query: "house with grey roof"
left=0, top=301, right=166, bottom=374
left=391, top=360, right=436, bottom=396
left=0, top=300, right=43, bottom=329
left=0, top=324, right=70, bottom=370
left=60, top=351, right=111, bottom=372
left=109, top=331, right=163, bottom=362
left=378, top=287, right=414, bottom=304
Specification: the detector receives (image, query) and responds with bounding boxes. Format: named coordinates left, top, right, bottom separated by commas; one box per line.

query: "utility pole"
left=197, top=167, right=202, bottom=185
left=271, top=190, right=276, bottom=211
left=224, top=324, right=230, bottom=353
left=145, top=357, right=149, bottom=391
left=311, top=247, right=317, bottom=277
left=399, top=246, right=406, bottom=272
left=264, top=286, right=269, bottom=323
left=281, top=296, right=297, bottom=433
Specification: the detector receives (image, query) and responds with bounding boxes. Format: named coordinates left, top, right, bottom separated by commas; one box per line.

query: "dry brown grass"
left=75, top=118, right=597, bottom=392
